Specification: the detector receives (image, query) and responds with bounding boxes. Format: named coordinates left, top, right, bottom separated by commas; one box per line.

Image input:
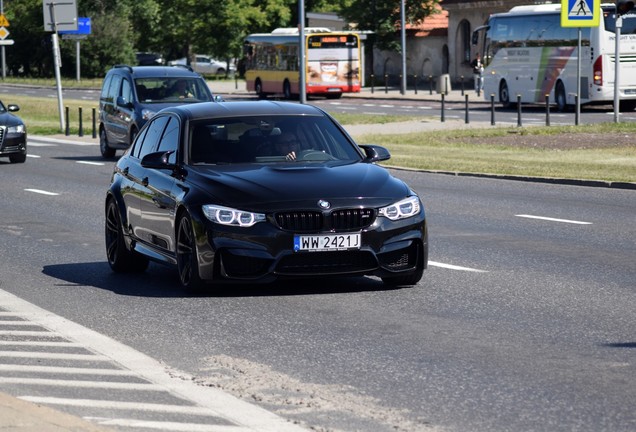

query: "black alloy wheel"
left=176, top=213, right=204, bottom=291
left=105, top=199, right=148, bottom=272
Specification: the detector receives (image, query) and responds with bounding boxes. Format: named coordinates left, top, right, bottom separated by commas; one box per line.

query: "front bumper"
left=0, top=130, right=27, bottom=157
left=192, top=207, right=428, bottom=283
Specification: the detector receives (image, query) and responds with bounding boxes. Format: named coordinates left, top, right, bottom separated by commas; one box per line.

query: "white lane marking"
left=0, top=330, right=60, bottom=337
left=76, top=161, right=105, bottom=166
left=22, top=397, right=235, bottom=416
left=0, top=377, right=164, bottom=391
left=0, top=365, right=136, bottom=376
left=0, top=351, right=111, bottom=361
left=27, top=142, right=56, bottom=147
left=26, top=154, right=41, bottom=158
left=0, top=341, right=83, bottom=347
left=429, top=261, right=488, bottom=273
left=85, top=418, right=248, bottom=432
left=29, top=137, right=96, bottom=146
left=24, top=188, right=59, bottom=196
left=516, top=214, right=592, bottom=225
left=0, top=289, right=307, bottom=432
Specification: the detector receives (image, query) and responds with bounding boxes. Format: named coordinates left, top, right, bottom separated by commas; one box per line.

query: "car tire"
left=105, top=199, right=149, bottom=273
left=9, top=153, right=26, bottom=163
left=381, top=268, right=423, bottom=287
left=100, top=128, right=116, bottom=158
left=176, top=212, right=205, bottom=292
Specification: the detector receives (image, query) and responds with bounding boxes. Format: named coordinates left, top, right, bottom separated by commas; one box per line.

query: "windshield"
left=189, top=115, right=362, bottom=165
left=135, top=78, right=211, bottom=103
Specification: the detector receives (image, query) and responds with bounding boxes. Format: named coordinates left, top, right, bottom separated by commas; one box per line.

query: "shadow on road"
left=42, top=261, right=397, bottom=298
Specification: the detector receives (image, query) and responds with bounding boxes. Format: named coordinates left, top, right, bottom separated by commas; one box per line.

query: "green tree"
left=337, top=0, right=440, bottom=78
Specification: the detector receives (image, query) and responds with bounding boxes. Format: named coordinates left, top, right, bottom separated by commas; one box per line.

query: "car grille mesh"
left=275, top=209, right=375, bottom=232
left=0, top=127, right=5, bottom=146
left=275, top=211, right=323, bottom=232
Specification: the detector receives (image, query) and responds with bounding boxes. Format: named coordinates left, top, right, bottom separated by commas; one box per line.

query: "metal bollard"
left=490, top=94, right=496, bottom=126
left=465, top=94, right=470, bottom=124
left=517, top=95, right=522, bottom=127
left=429, top=75, right=433, bottom=95
left=545, top=94, right=550, bottom=127
left=384, top=75, right=388, bottom=94
left=441, top=93, right=445, bottom=122
left=371, top=75, right=375, bottom=94
left=65, top=106, right=70, bottom=136
left=575, top=94, right=579, bottom=126
left=78, top=107, right=83, bottom=137
left=414, top=75, right=418, bottom=94
left=92, top=108, right=97, bottom=139
left=461, top=75, right=465, bottom=96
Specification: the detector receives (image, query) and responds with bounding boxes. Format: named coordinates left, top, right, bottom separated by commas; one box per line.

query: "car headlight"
left=202, top=205, right=266, bottom=227
left=379, top=196, right=421, bottom=221
left=141, top=109, right=156, bottom=121
left=7, top=124, right=25, bottom=134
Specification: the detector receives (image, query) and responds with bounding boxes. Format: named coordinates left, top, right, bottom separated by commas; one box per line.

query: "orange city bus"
left=243, top=28, right=361, bottom=99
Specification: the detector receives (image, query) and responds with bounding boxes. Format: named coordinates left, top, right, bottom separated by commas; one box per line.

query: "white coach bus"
left=472, top=2, right=636, bottom=111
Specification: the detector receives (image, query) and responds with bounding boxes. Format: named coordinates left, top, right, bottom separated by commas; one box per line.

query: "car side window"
left=121, top=78, right=133, bottom=104
left=137, top=116, right=170, bottom=160
left=157, top=117, right=179, bottom=165
left=130, top=127, right=149, bottom=159
left=100, top=75, right=112, bottom=100
left=107, top=75, right=122, bottom=101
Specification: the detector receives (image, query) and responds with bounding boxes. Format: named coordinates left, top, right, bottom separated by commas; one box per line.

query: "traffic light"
left=616, top=0, right=635, bottom=16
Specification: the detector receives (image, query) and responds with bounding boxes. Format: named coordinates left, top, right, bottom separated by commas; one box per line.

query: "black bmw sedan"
left=105, top=101, right=427, bottom=291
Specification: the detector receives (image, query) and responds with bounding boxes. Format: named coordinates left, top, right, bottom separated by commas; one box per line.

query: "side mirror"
left=116, top=96, right=133, bottom=108
left=141, top=151, right=176, bottom=169
left=359, top=145, right=391, bottom=163
left=7, top=104, right=19, bottom=112
left=213, top=95, right=224, bottom=102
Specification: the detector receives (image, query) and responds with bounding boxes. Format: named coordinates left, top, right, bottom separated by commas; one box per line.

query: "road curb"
left=387, top=166, right=636, bottom=190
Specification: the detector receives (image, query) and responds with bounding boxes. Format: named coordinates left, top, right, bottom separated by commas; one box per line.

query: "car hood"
left=188, top=162, right=410, bottom=209
left=0, top=112, right=24, bottom=127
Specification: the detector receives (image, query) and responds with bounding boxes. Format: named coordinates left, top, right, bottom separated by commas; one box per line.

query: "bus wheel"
left=499, top=81, right=511, bottom=109
left=555, top=81, right=567, bottom=112
left=283, top=80, right=292, bottom=100
left=255, top=79, right=266, bottom=99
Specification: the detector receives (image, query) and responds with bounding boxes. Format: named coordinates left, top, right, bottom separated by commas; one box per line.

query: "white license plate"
left=294, top=233, right=360, bottom=252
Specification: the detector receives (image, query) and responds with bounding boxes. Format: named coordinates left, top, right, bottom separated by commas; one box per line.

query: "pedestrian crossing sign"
left=561, top=0, right=601, bottom=27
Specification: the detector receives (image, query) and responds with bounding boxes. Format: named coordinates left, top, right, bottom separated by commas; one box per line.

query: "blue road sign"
left=60, top=17, right=91, bottom=35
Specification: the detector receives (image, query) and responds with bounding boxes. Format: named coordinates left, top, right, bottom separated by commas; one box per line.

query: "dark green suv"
left=99, top=65, right=215, bottom=158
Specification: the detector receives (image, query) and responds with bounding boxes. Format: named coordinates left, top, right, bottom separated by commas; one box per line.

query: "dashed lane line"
left=516, top=214, right=592, bottom=225
left=428, top=261, right=488, bottom=272
left=24, top=188, right=59, bottom=196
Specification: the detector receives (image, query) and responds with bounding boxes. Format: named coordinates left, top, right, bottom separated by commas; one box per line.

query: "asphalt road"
left=0, top=134, right=635, bottom=431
